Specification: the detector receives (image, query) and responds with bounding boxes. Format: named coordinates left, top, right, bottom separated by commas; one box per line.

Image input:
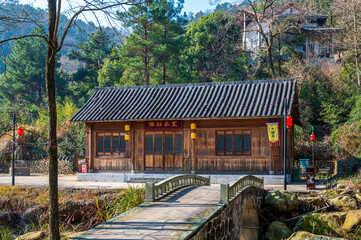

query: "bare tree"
left=245, top=0, right=305, bottom=78
left=332, top=0, right=361, bottom=86
left=0, top=1, right=143, bottom=239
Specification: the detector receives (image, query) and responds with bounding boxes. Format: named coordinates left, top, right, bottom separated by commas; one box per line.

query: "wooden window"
left=96, top=133, right=129, bottom=156
left=154, top=134, right=163, bottom=154
left=174, top=134, right=183, bottom=154
left=112, top=135, right=119, bottom=153
left=217, top=133, right=225, bottom=154
left=104, top=136, right=111, bottom=153
left=165, top=134, right=173, bottom=154
left=98, top=136, right=104, bottom=154
left=216, top=130, right=252, bottom=156
left=120, top=137, right=126, bottom=153
left=145, top=134, right=153, bottom=154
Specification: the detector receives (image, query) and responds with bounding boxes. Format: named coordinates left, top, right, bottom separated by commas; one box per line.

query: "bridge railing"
left=220, top=175, right=264, bottom=204
left=145, top=174, right=210, bottom=202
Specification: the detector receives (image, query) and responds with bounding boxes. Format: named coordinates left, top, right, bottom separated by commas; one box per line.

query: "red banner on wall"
left=145, top=120, right=183, bottom=130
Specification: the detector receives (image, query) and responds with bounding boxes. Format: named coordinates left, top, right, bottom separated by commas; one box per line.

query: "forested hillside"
left=0, top=0, right=360, bottom=169
left=0, top=3, right=126, bottom=73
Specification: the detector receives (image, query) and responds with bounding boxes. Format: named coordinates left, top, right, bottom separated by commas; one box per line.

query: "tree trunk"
left=47, top=1, right=59, bottom=239
left=267, top=46, right=276, bottom=78
left=278, top=37, right=281, bottom=77
left=162, top=25, right=167, bottom=85
left=353, top=9, right=360, bottom=87
left=144, top=24, right=150, bottom=85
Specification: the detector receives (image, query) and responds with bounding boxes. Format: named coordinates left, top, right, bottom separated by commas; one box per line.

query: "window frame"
left=96, top=132, right=129, bottom=157
left=216, top=130, right=252, bottom=156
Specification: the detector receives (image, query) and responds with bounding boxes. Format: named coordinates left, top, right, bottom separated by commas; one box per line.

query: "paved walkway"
left=74, top=185, right=221, bottom=240
left=0, top=174, right=326, bottom=192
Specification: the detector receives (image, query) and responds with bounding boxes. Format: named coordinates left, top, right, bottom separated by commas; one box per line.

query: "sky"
left=18, top=0, right=235, bottom=27
left=19, top=0, right=236, bottom=16
left=183, top=0, right=234, bottom=14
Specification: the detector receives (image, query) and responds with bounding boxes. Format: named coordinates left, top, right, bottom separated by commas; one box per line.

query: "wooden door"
left=145, top=133, right=163, bottom=171
left=164, top=133, right=183, bottom=171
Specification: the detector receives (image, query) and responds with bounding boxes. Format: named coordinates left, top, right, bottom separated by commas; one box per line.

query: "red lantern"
left=310, top=134, right=315, bottom=141
left=286, top=116, right=293, bottom=128
left=17, top=126, right=24, bottom=136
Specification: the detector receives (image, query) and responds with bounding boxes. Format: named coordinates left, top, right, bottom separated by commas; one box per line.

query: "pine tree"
left=0, top=26, right=66, bottom=107
left=68, top=28, right=112, bottom=104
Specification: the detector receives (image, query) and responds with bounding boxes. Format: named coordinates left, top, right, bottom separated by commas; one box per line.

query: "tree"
left=0, top=1, right=142, bottom=239
left=181, top=11, right=248, bottom=82
left=0, top=26, right=66, bottom=108
left=214, top=2, right=234, bottom=13
left=68, top=28, right=112, bottom=104
left=98, top=46, right=125, bottom=87
left=150, top=0, right=187, bottom=84
left=241, top=0, right=302, bottom=78
left=118, top=0, right=153, bottom=85
left=117, top=0, right=186, bottom=85
left=332, top=0, right=361, bottom=86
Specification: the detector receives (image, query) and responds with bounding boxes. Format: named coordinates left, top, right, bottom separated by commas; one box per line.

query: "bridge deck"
left=74, top=185, right=221, bottom=240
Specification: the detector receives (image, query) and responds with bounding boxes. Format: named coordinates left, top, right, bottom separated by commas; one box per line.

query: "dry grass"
left=0, top=185, right=145, bottom=239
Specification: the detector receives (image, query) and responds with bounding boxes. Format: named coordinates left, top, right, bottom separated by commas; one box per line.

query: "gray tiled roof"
left=70, top=78, right=297, bottom=122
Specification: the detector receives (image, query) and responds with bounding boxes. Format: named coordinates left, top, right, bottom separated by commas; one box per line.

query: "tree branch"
left=0, top=34, right=51, bottom=47
left=57, top=1, right=145, bottom=52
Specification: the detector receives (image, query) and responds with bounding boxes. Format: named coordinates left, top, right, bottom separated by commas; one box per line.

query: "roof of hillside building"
left=70, top=78, right=298, bottom=122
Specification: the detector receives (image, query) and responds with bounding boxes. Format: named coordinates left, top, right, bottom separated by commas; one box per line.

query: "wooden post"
left=89, top=123, right=94, bottom=171
left=191, top=135, right=196, bottom=174
left=131, top=122, right=136, bottom=172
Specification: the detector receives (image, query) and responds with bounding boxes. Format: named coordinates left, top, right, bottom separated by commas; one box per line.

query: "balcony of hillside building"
left=297, top=35, right=336, bottom=64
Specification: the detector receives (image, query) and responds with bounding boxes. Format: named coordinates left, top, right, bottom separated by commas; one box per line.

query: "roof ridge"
left=96, top=78, right=297, bottom=91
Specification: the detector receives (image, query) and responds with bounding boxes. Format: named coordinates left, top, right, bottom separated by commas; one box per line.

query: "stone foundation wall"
left=188, top=186, right=264, bottom=240
left=14, top=159, right=74, bottom=175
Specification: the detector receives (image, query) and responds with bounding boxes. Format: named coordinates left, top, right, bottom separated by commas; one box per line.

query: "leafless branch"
left=0, top=34, right=50, bottom=46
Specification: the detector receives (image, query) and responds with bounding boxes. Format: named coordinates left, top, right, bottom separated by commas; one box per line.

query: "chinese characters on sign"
left=266, top=122, right=280, bottom=146
left=145, top=120, right=183, bottom=130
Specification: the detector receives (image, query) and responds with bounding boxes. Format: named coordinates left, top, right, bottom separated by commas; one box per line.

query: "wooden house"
left=71, top=78, right=299, bottom=175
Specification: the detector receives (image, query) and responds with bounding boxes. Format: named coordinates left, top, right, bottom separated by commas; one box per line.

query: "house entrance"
left=145, top=132, right=183, bottom=172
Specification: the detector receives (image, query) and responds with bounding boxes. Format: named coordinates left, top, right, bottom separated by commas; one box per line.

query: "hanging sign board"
left=145, top=120, right=183, bottom=130
left=266, top=122, right=280, bottom=146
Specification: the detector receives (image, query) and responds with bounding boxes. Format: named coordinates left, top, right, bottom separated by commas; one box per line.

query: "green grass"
left=0, top=227, right=12, bottom=240
left=95, top=185, right=145, bottom=222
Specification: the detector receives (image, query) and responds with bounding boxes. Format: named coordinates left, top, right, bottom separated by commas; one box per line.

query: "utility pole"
left=12, top=112, right=15, bottom=186
left=312, top=127, right=315, bottom=166
left=283, top=98, right=287, bottom=190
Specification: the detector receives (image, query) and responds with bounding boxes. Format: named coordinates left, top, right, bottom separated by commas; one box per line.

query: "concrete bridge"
left=73, top=175, right=264, bottom=240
